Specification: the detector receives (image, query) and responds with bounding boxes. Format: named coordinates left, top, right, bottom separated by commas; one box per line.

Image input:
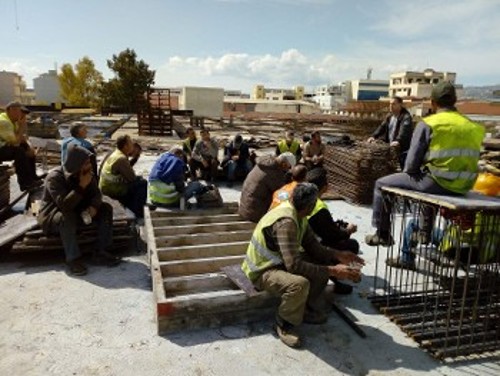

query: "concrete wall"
left=179, top=87, right=224, bottom=117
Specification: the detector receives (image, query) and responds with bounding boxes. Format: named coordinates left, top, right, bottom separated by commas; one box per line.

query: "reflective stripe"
left=426, top=148, right=481, bottom=160
left=428, top=168, right=477, bottom=181
left=149, top=189, right=179, bottom=199
left=100, top=173, right=124, bottom=184
left=244, top=255, right=259, bottom=272
left=250, top=236, right=283, bottom=266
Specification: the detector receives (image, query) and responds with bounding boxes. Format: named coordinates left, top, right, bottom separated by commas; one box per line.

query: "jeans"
left=184, top=181, right=205, bottom=200
left=401, top=218, right=445, bottom=263
left=55, top=202, right=113, bottom=262
left=0, top=143, right=38, bottom=190
left=227, top=159, right=252, bottom=181
left=118, top=178, right=147, bottom=219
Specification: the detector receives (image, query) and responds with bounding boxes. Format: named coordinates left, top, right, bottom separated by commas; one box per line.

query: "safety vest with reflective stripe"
left=307, top=198, right=329, bottom=219
left=0, top=112, right=17, bottom=148
left=241, top=201, right=308, bottom=282
left=424, top=111, right=485, bottom=194
left=99, top=149, right=128, bottom=197
left=278, top=139, right=300, bottom=155
left=440, top=213, right=499, bottom=264
left=149, top=180, right=180, bottom=205
left=269, top=181, right=298, bottom=210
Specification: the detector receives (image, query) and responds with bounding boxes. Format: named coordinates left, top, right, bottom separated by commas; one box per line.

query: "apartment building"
left=389, top=69, right=463, bottom=99
left=33, top=70, right=62, bottom=105
left=252, top=85, right=304, bottom=101
left=0, top=70, right=32, bottom=105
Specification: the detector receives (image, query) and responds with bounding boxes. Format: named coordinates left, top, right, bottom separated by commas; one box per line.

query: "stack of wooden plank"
left=145, top=204, right=278, bottom=334
left=324, top=142, right=398, bottom=205
left=0, top=166, right=10, bottom=209
left=9, top=198, right=136, bottom=254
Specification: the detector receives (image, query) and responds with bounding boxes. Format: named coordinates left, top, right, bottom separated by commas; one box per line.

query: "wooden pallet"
left=145, top=204, right=278, bottom=334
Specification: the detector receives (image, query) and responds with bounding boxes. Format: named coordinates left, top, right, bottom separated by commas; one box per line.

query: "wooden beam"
left=153, top=221, right=254, bottom=236
left=155, top=230, right=252, bottom=247
left=157, top=241, right=247, bottom=261
left=152, top=204, right=239, bottom=217
left=160, top=255, right=245, bottom=277
left=163, top=273, right=235, bottom=296
left=152, top=214, right=242, bottom=226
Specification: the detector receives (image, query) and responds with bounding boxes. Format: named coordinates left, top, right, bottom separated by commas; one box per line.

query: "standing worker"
left=303, top=131, right=325, bottom=170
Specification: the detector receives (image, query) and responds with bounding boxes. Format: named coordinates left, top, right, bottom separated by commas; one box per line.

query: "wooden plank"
left=155, top=230, right=252, bottom=247
left=152, top=213, right=242, bottom=226
left=0, top=214, right=38, bottom=248
left=157, top=241, right=247, bottom=261
left=382, top=187, right=500, bottom=211
left=151, top=204, right=239, bottom=217
left=221, top=264, right=259, bottom=297
left=153, top=221, right=254, bottom=236
left=160, top=255, right=245, bottom=277
left=163, top=273, right=235, bottom=296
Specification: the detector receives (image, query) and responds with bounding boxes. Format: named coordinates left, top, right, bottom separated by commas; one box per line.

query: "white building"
left=0, top=70, right=32, bottom=106
left=312, top=84, right=346, bottom=113
left=389, top=69, right=463, bottom=99
left=33, top=70, right=62, bottom=105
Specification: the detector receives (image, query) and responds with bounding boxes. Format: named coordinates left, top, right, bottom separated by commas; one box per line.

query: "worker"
left=37, top=144, right=120, bottom=276
left=0, top=101, right=41, bottom=191
left=239, top=152, right=296, bottom=223
left=269, top=164, right=308, bottom=210
left=182, top=126, right=197, bottom=165
left=303, top=131, right=325, bottom=170
left=365, top=82, right=485, bottom=247
left=241, top=183, right=365, bottom=348
left=222, top=134, right=252, bottom=187
left=367, top=96, right=413, bottom=169
left=61, top=122, right=97, bottom=175
left=189, top=128, right=219, bottom=182
left=276, top=130, right=301, bottom=164
left=148, top=146, right=205, bottom=208
left=99, top=135, right=147, bottom=219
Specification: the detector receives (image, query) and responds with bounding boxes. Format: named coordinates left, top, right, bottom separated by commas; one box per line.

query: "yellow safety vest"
left=183, top=138, right=195, bottom=154
left=241, top=201, right=308, bottom=282
left=278, top=139, right=300, bottom=155
left=99, top=149, right=128, bottom=197
left=0, top=112, right=17, bottom=147
left=307, top=198, right=329, bottom=219
left=424, top=111, right=485, bottom=194
left=149, top=180, right=180, bottom=205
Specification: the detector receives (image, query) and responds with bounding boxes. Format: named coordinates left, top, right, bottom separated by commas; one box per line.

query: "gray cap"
left=431, top=81, right=457, bottom=106
left=6, top=101, right=30, bottom=113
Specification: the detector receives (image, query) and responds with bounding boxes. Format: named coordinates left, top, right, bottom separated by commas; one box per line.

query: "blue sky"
left=1, top=0, right=499, bottom=93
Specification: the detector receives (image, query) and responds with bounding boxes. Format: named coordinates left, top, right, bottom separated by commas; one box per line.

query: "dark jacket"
left=372, top=108, right=413, bottom=153
left=222, top=141, right=250, bottom=167
left=38, top=145, right=102, bottom=233
left=238, top=155, right=288, bottom=222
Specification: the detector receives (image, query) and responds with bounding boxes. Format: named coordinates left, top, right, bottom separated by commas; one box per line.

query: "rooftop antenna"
left=367, top=67, right=373, bottom=80
left=14, top=0, right=19, bottom=30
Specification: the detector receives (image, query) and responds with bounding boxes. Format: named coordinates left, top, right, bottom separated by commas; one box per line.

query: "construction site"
left=1, top=86, right=500, bottom=376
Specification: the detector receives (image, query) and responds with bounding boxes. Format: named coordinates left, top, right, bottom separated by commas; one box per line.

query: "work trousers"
left=0, top=143, right=37, bottom=190
left=256, top=267, right=329, bottom=326
left=372, top=172, right=452, bottom=234
left=48, top=202, right=113, bottom=262
left=117, top=178, right=147, bottom=219
left=189, top=158, right=218, bottom=182
left=227, top=159, right=252, bottom=181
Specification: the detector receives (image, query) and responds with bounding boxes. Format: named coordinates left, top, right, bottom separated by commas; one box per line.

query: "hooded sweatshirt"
left=38, top=144, right=102, bottom=233
left=238, top=155, right=288, bottom=223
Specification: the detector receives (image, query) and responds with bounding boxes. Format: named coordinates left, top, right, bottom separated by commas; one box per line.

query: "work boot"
left=365, top=232, right=394, bottom=247
left=385, top=256, right=416, bottom=271
left=66, top=259, right=88, bottom=276
left=91, top=251, right=121, bottom=267
left=274, top=323, right=301, bottom=348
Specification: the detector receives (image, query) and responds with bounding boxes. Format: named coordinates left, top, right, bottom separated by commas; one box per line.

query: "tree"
left=58, top=57, right=104, bottom=107
left=101, top=48, right=155, bottom=113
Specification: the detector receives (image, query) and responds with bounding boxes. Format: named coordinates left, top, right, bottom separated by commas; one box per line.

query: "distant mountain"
left=463, top=84, right=500, bottom=100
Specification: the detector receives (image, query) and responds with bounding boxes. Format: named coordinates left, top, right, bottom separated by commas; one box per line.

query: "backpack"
left=196, top=185, right=223, bottom=208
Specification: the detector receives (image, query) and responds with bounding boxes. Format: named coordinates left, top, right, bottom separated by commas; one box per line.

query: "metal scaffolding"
left=371, top=187, right=500, bottom=360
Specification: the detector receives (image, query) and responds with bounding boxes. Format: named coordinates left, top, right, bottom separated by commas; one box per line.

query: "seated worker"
left=276, top=130, right=301, bottom=164
left=241, top=183, right=365, bottom=348
left=0, top=101, right=41, bottom=191
left=37, top=144, right=120, bottom=276
left=149, top=146, right=205, bottom=208
left=99, top=135, right=146, bottom=219
left=239, top=152, right=296, bottom=223
left=367, top=96, right=413, bottom=169
left=269, top=164, right=308, bottom=210
left=182, top=126, right=197, bottom=165
left=305, top=167, right=360, bottom=294
left=61, top=122, right=97, bottom=176
left=222, top=134, right=252, bottom=187
left=303, top=131, right=325, bottom=170
left=189, top=128, right=219, bottom=182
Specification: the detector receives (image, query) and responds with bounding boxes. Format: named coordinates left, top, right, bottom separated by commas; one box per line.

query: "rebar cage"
left=371, top=187, right=500, bottom=360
